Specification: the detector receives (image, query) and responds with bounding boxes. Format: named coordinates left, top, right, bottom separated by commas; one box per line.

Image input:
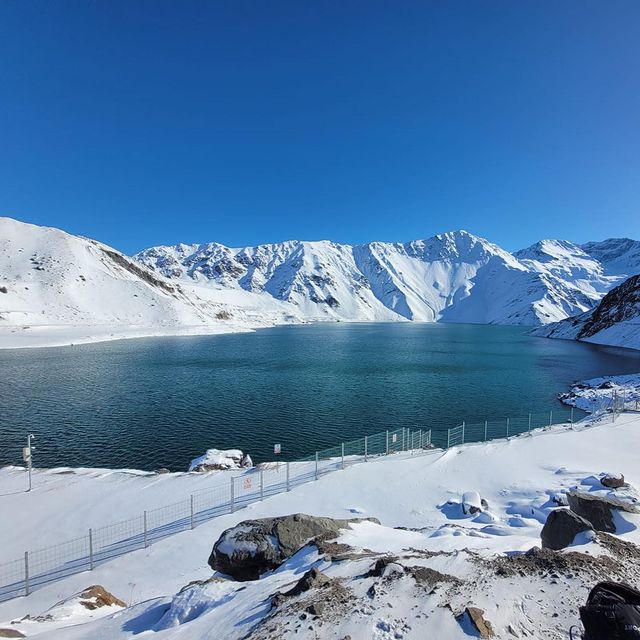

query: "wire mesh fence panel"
left=343, top=437, right=365, bottom=461
left=29, top=535, right=90, bottom=589
left=366, top=431, right=387, bottom=457
left=448, top=425, right=464, bottom=447
left=0, top=557, right=26, bottom=601
left=192, top=483, right=232, bottom=523
left=147, top=500, right=191, bottom=543
left=93, top=514, right=145, bottom=562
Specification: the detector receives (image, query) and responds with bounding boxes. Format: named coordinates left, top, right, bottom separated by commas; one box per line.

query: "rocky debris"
left=189, top=449, right=253, bottom=472
left=209, top=513, right=378, bottom=581
left=0, top=630, right=25, bottom=639
left=364, top=556, right=460, bottom=591
left=458, top=606, right=495, bottom=638
left=567, top=490, right=639, bottom=533
left=154, top=468, right=170, bottom=474
left=601, top=472, right=625, bottom=489
left=271, top=568, right=333, bottom=608
left=541, top=508, right=593, bottom=550
left=77, top=585, right=126, bottom=610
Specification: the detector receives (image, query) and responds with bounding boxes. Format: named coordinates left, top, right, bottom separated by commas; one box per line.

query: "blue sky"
left=1, top=1, right=639, bottom=255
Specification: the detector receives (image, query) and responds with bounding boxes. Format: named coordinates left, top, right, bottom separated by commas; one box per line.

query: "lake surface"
left=1, top=323, right=639, bottom=471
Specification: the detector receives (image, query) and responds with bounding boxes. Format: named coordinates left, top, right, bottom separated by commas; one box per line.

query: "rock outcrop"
left=541, top=509, right=594, bottom=550
left=209, top=513, right=378, bottom=580
left=567, top=491, right=638, bottom=533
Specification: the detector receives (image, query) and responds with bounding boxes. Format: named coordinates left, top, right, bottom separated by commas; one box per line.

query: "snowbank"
left=560, top=373, right=640, bottom=412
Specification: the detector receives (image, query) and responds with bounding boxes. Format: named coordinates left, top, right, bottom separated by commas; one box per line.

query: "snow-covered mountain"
left=533, top=273, right=640, bottom=351
left=2, top=217, right=639, bottom=348
left=0, top=217, right=299, bottom=347
left=137, top=232, right=639, bottom=327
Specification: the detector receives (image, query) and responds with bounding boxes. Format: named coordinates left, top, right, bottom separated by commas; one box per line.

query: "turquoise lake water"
left=1, top=323, right=639, bottom=470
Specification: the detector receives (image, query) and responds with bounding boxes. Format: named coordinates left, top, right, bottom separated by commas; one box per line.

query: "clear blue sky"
left=1, top=1, right=639, bottom=254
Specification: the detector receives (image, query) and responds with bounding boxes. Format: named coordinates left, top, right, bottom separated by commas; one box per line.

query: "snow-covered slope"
left=580, top=238, right=640, bottom=277
left=2, top=411, right=640, bottom=639
left=0, top=217, right=299, bottom=348
left=138, top=231, right=627, bottom=327
left=533, top=273, right=640, bottom=350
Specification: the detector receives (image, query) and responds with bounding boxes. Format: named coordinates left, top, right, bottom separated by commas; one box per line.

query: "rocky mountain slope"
left=0, top=217, right=299, bottom=347
left=136, top=232, right=640, bottom=327
left=533, top=273, right=640, bottom=350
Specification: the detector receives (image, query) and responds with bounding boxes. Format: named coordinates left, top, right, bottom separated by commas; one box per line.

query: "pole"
left=447, top=428, right=450, bottom=449
left=143, top=511, right=148, bottom=548
left=549, top=410, right=553, bottom=427
left=190, top=495, right=194, bottom=530
left=364, top=436, right=368, bottom=462
left=230, top=477, right=235, bottom=513
left=341, top=443, right=345, bottom=470
left=528, top=413, right=532, bottom=435
left=89, top=528, right=94, bottom=570
left=26, top=433, right=35, bottom=492
left=260, top=469, right=265, bottom=499
left=506, top=418, right=509, bottom=438
left=386, top=430, right=389, bottom=454
left=402, top=428, right=405, bottom=451
left=24, top=551, right=29, bottom=596
left=314, top=452, right=318, bottom=480
left=570, top=406, right=574, bottom=424
left=461, top=421, right=465, bottom=444
left=286, top=462, right=290, bottom=491
left=484, top=420, right=488, bottom=441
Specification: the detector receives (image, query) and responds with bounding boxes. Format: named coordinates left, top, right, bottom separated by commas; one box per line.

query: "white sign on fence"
left=392, top=434, right=397, bottom=443
left=274, top=444, right=281, bottom=455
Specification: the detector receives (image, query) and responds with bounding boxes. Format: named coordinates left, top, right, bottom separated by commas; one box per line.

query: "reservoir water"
left=1, top=323, right=639, bottom=470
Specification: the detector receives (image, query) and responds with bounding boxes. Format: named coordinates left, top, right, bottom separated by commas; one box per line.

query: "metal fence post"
left=461, top=421, right=465, bottom=444
left=286, top=462, right=290, bottom=491
left=364, top=436, right=368, bottom=462
left=89, top=528, right=94, bottom=570
left=230, top=477, right=235, bottom=513
left=402, top=428, right=405, bottom=451
left=528, top=413, right=532, bottom=435
left=341, top=443, right=345, bottom=470
left=549, top=410, right=553, bottom=427
left=447, top=428, right=450, bottom=449
left=570, top=407, right=574, bottom=424
left=24, top=551, right=29, bottom=596
left=484, top=420, right=488, bottom=441
left=260, top=469, right=264, bottom=499
left=506, top=418, right=509, bottom=438
left=190, top=495, right=194, bottom=530
left=143, top=511, right=148, bottom=548
left=314, top=452, right=318, bottom=480
left=386, top=430, right=389, bottom=454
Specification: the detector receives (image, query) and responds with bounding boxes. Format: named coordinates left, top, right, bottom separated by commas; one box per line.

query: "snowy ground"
left=2, top=411, right=640, bottom=638
left=560, top=373, right=640, bottom=412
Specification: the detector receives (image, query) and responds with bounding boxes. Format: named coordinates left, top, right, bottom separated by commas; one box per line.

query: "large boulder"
left=209, top=513, right=378, bottom=580
left=567, top=491, right=638, bottom=533
left=541, top=508, right=593, bottom=550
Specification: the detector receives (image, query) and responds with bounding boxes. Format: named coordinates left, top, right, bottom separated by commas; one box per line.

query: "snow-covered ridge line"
left=2, top=217, right=640, bottom=349
left=136, top=231, right=640, bottom=328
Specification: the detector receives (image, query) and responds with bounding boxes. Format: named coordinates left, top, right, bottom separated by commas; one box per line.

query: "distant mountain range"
left=1, top=217, right=639, bottom=349
left=136, top=231, right=640, bottom=327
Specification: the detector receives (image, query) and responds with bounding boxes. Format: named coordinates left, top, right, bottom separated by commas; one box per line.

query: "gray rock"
left=601, top=473, right=625, bottom=489
left=0, top=630, right=25, bottom=639
left=567, top=491, right=638, bottom=533
left=209, top=513, right=379, bottom=581
left=541, top=508, right=593, bottom=550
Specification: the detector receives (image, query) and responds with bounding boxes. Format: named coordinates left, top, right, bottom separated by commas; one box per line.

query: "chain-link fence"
left=1, top=398, right=636, bottom=603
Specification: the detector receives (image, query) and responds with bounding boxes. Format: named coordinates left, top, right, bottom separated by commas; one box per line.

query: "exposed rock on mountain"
left=534, top=274, right=640, bottom=350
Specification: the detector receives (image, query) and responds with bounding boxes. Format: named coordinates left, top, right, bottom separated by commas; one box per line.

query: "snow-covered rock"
left=188, top=449, right=252, bottom=472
